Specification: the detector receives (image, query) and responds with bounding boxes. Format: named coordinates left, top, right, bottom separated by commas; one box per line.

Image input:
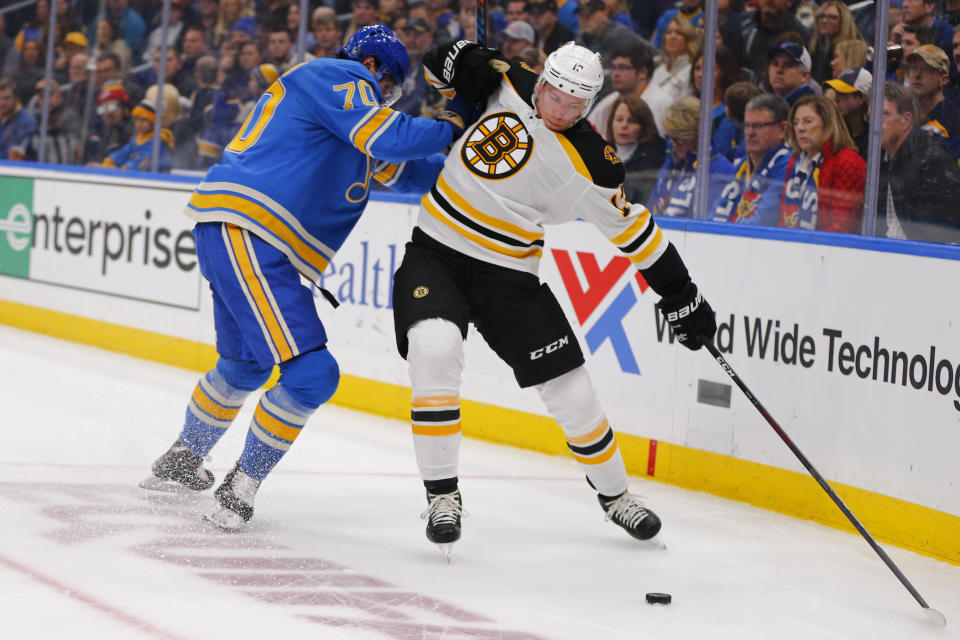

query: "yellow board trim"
left=1, top=298, right=957, bottom=565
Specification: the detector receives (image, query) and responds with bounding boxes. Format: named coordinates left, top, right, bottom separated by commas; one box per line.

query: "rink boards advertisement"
left=0, top=165, right=958, bottom=551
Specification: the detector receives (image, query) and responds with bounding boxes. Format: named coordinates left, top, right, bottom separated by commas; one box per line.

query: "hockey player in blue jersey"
left=140, top=25, right=497, bottom=530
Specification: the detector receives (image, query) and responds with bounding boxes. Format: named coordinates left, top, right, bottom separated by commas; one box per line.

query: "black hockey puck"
left=645, top=592, right=672, bottom=605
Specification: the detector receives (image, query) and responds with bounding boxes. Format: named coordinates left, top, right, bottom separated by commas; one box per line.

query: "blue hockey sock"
left=179, top=367, right=252, bottom=456
left=238, top=384, right=314, bottom=480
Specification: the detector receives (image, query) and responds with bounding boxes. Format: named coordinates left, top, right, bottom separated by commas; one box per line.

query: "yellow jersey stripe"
left=412, top=423, right=462, bottom=437
left=570, top=441, right=619, bottom=466
left=191, top=384, right=242, bottom=421
left=423, top=196, right=543, bottom=260
left=555, top=133, right=592, bottom=182
left=226, top=225, right=295, bottom=362
left=189, top=192, right=330, bottom=276
left=254, top=403, right=302, bottom=442
left=374, top=161, right=400, bottom=185
left=627, top=226, right=664, bottom=265
left=610, top=210, right=651, bottom=246
left=437, top=173, right=544, bottom=242
left=353, top=107, right=393, bottom=154
left=566, top=418, right=610, bottom=446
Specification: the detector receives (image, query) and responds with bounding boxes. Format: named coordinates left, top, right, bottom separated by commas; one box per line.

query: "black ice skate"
left=421, top=489, right=464, bottom=562
left=139, top=440, right=215, bottom=492
left=204, top=463, right=261, bottom=531
left=599, top=491, right=664, bottom=545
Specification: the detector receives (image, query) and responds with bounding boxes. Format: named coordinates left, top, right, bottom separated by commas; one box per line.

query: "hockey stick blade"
left=700, top=337, right=946, bottom=627
left=924, top=606, right=947, bottom=628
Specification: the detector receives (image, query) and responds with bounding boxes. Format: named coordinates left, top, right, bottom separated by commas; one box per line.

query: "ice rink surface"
left=0, top=324, right=957, bottom=640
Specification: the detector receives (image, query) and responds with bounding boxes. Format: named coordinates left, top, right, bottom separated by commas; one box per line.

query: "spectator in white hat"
left=502, top=20, right=536, bottom=60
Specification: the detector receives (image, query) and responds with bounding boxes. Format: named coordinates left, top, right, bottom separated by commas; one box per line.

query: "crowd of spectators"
left=0, top=0, right=959, bottom=243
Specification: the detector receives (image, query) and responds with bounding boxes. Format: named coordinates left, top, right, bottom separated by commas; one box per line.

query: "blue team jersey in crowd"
left=185, top=58, right=451, bottom=282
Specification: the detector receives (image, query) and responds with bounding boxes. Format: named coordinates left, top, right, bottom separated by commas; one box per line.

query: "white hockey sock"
left=407, top=318, right=465, bottom=481
left=537, top=366, right=629, bottom=497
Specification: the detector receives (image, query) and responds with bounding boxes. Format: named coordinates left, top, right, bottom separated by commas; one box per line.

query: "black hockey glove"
left=436, top=94, right=484, bottom=139
left=428, top=40, right=510, bottom=102
left=656, top=281, right=717, bottom=351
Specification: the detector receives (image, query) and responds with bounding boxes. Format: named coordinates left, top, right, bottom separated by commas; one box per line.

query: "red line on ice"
left=0, top=552, right=189, bottom=640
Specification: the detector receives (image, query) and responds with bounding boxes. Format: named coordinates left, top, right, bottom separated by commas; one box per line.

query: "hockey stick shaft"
left=476, top=0, right=487, bottom=46
left=702, top=340, right=943, bottom=620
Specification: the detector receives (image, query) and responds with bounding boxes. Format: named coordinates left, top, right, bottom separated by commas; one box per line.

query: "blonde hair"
left=809, top=1, right=864, bottom=56
left=832, top=40, right=868, bottom=73
left=665, top=18, right=702, bottom=64
left=786, top=94, right=857, bottom=154
left=144, top=83, right=183, bottom=127
left=662, top=96, right=700, bottom=142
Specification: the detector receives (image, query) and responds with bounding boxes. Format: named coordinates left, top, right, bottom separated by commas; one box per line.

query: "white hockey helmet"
left=533, top=41, right=604, bottom=122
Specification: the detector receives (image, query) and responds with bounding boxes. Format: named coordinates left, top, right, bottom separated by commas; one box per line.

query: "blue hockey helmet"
left=337, top=25, right=410, bottom=102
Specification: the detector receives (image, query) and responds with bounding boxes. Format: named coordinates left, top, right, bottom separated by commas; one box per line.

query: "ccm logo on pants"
left=530, top=336, right=570, bottom=360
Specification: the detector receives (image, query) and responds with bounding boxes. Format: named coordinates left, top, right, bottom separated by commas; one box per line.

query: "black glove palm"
left=656, top=281, right=717, bottom=351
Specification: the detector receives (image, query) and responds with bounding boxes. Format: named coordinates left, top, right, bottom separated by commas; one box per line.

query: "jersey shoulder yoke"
left=558, top=120, right=625, bottom=189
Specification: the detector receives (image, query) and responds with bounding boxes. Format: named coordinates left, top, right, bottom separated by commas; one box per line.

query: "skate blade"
left=436, top=542, right=455, bottom=563
left=644, top=535, right=667, bottom=550
left=139, top=475, right=198, bottom=494
left=203, top=505, right=246, bottom=531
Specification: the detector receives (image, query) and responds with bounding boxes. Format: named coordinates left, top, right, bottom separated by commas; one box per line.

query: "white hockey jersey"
left=418, top=63, right=682, bottom=289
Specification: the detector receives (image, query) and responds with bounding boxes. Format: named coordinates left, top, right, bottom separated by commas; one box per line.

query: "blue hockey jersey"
left=185, top=58, right=452, bottom=282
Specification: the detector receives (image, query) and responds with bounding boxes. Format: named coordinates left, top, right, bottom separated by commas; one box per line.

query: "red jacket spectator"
left=780, top=96, right=865, bottom=233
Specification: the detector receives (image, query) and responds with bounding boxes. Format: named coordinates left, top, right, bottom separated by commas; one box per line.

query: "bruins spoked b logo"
left=461, top=111, right=533, bottom=179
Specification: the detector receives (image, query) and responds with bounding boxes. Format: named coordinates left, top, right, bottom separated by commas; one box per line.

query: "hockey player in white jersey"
left=392, top=42, right=718, bottom=558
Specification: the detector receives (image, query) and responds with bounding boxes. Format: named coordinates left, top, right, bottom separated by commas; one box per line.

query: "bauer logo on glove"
left=425, top=40, right=511, bottom=103
left=656, top=281, right=717, bottom=351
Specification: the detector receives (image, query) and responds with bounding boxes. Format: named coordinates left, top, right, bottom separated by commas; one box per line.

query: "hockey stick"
left=476, top=0, right=487, bottom=46
left=701, top=338, right=946, bottom=627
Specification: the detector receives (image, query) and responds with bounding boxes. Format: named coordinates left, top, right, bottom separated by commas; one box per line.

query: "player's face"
left=792, top=104, right=824, bottom=153
left=611, top=103, right=641, bottom=145
left=536, top=81, right=589, bottom=131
